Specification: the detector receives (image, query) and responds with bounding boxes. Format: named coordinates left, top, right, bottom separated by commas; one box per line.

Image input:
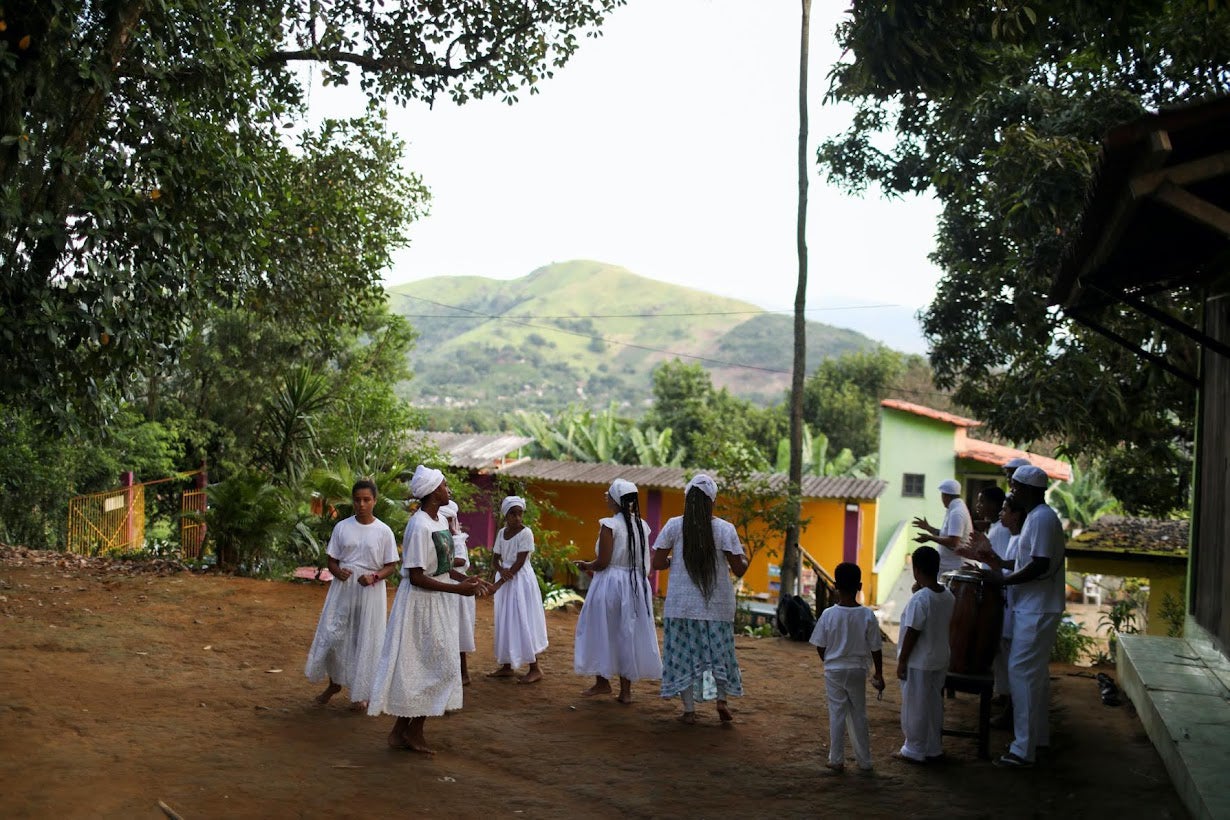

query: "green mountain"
left=387, top=260, right=880, bottom=413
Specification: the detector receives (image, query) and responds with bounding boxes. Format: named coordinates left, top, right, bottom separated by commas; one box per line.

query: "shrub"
left=1052, top=615, right=1098, bottom=664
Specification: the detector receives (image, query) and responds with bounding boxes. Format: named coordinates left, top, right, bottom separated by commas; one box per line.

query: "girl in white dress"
left=440, top=501, right=476, bottom=686
left=367, top=466, right=487, bottom=755
left=487, top=495, right=549, bottom=683
left=573, top=479, right=662, bottom=703
left=304, top=479, right=400, bottom=710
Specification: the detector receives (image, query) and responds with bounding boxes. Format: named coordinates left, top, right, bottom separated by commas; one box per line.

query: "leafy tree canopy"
left=818, top=1, right=1230, bottom=514
left=0, top=0, right=624, bottom=422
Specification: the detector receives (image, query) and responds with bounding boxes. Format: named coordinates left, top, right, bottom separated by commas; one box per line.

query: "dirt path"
left=0, top=559, right=1185, bottom=819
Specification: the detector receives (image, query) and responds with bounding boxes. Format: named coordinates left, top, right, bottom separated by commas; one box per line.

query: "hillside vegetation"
left=388, top=260, right=879, bottom=412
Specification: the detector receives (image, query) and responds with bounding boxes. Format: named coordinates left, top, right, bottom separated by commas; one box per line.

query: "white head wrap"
left=409, top=465, right=444, bottom=499
left=500, top=496, right=526, bottom=519
left=608, top=478, right=637, bottom=504
left=937, top=478, right=961, bottom=495
left=684, top=473, right=718, bottom=502
left=440, top=500, right=459, bottom=519
left=1011, top=465, right=1048, bottom=488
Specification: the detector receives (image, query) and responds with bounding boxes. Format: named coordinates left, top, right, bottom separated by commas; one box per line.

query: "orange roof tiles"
left=957, top=438, right=1072, bottom=481
left=880, top=399, right=982, bottom=429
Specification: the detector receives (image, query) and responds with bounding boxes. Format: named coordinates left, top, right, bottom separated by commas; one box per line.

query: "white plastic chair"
left=1082, top=574, right=1103, bottom=606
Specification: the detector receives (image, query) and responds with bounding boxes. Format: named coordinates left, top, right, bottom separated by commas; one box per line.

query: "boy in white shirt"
left=810, top=562, right=885, bottom=772
left=893, top=546, right=956, bottom=763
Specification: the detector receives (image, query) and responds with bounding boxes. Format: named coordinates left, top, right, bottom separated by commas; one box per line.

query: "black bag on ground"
left=775, top=594, right=816, bottom=641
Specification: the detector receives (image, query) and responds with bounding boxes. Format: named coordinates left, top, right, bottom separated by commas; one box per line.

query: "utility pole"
left=780, top=0, right=811, bottom=602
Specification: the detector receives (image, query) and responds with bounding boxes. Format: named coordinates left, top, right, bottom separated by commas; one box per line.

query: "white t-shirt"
left=897, top=586, right=956, bottom=671
left=326, top=516, right=399, bottom=573
left=654, top=516, right=744, bottom=621
left=453, top=532, right=470, bottom=570
left=987, top=521, right=1012, bottom=561
left=401, top=508, right=453, bottom=578
left=1012, top=504, right=1066, bottom=613
left=809, top=604, right=882, bottom=671
left=493, top=526, right=534, bottom=564
left=938, top=498, right=973, bottom=573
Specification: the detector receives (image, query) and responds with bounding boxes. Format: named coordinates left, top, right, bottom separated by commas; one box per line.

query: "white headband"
left=608, top=479, right=637, bottom=503
left=685, top=473, right=718, bottom=501
left=500, top=496, right=526, bottom=519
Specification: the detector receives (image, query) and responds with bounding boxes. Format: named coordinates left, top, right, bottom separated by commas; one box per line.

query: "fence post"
left=121, top=471, right=136, bottom=549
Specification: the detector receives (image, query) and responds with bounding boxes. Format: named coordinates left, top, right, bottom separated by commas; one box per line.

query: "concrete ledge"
left=1118, top=633, right=1230, bottom=820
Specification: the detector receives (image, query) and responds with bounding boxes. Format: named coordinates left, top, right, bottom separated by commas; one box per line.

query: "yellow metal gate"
left=66, top=485, right=146, bottom=556
left=66, top=471, right=206, bottom=558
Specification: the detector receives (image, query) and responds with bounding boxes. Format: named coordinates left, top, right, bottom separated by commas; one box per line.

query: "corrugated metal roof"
left=409, top=431, right=534, bottom=470
left=498, top=459, right=887, bottom=500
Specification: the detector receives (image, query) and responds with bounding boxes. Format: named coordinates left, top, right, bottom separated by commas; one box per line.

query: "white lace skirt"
left=366, top=578, right=463, bottom=718
left=493, top=567, right=548, bottom=667
left=459, top=594, right=476, bottom=654
left=573, top=567, right=662, bottom=681
left=303, top=573, right=389, bottom=701
left=440, top=573, right=478, bottom=653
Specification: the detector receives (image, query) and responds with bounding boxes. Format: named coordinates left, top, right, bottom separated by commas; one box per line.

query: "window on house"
left=902, top=473, right=925, bottom=497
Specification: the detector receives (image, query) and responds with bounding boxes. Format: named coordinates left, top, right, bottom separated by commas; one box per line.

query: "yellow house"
left=497, top=460, right=887, bottom=603
left=1066, top=517, right=1189, bottom=636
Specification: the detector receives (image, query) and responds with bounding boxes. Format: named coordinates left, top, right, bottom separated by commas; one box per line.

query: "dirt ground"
left=0, top=556, right=1187, bottom=820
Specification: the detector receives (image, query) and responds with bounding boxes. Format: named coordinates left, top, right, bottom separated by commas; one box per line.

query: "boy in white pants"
left=810, top=562, right=885, bottom=772
left=894, top=546, right=956, bottom=763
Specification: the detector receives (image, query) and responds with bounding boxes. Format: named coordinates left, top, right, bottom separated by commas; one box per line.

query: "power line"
left=388, top=291, right=795, bottom=374
left=388, top=300, right=902, bottom=320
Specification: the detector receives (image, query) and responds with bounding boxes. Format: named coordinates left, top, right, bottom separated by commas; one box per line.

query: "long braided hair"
left=617, top=490, right=652, bottom=618
left=681, top=486, right=718, bottom=602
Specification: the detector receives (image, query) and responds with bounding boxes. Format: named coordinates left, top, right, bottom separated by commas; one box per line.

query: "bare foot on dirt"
left=825, top=762, right=845, bottom=773
left=716, top=701, right=733, bottom=723
left=487, top=666, right=516, bottom=678
left=518, top=668, right=543, bottom=684
left=677, top=712, right=697, bottom=725
left=616, top=678, right=633, bottom=704
left=581, top=681, right=612, bottom=697
left=315, top=682, right=341, bottom=704
left=350, top=700, right=368, bottom=712
left=387, top=729, right=410, bottom=749
left=462, top=674, right=472, bottom=686
left=403, top=719, right=436, bottom=756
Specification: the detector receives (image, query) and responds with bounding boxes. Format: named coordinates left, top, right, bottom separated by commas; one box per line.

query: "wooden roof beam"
left=1152, top=181, right=1230, bottom=238
left=1130, top=147, right=1230, bottom=200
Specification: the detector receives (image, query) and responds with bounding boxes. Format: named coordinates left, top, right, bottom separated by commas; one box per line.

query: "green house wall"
left=876, top=409, right=960, bottom=560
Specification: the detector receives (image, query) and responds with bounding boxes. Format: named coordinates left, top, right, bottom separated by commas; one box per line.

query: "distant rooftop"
left=409, top=431, right=533, bottom=471
left=498, top=459, right=887, bottom=501
left=1069, top=515, right=1189, bottom=559
left=956, top=436, right=1073, bottom=481
left=881, top=399, right=982, bottom=428
left=882, top=399, right=1072, bottom=481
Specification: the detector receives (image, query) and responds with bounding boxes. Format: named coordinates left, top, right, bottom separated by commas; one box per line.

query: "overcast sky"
left=309, top=1, right=943, bottom=354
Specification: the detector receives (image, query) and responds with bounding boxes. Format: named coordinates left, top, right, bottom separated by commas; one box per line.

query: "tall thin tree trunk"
left=781, top=0, right=810, bottom=603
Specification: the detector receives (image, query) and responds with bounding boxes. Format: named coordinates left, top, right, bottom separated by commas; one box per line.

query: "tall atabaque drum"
left=943, top=569, right=1004, bottom=675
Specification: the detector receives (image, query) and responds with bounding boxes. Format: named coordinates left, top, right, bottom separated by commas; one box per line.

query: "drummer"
left=961, top=489, right=1023, bottom=723
left=970, top=466, right=1066, bottom=769
left=911, top=479, right=972, bottom=575
left=1002, top=456, right=1030, bottom=481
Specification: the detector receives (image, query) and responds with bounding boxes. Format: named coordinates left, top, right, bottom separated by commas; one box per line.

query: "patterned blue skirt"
left=660, top=617, right=744, bottom=701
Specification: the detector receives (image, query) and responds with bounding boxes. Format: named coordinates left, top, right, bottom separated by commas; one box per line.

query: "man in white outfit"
left=912, top=478, right=973, bottom=575
left=980, top=465, right=1066, bottom=768
left=1002, top=456, right=1031, bottom=481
